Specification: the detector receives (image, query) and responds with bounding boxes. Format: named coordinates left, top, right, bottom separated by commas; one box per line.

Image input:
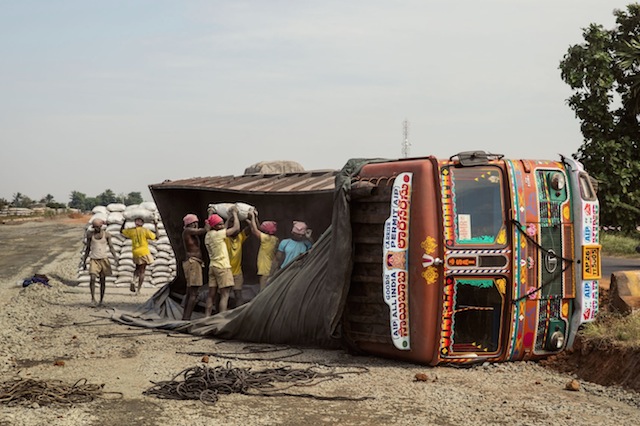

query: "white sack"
left=140, top=201, right=157, bottom=212
left=92, top=206, right=108, bottom=214
left=123, top=207, right=155, bottom=222
left=107, top=203, right=126, bottom=212
left=107, top=212, right=124, bottom=225
left=207, top=202, right=255, bottom=221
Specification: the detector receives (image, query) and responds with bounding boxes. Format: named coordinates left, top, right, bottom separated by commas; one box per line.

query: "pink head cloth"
left=291, top=221, right=308, bottom=236
left=207, top=214, right=223, bottom=228
left=260, top=221, right=277, bottom=235
left=183, top=213, right=199, bottom=227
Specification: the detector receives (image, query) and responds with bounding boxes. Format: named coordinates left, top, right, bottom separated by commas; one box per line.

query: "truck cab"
left=343, top=152, right=600, bottom=364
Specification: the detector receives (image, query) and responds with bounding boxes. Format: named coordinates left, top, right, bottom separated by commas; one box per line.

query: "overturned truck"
left=143, top=152, right=601, bottom=365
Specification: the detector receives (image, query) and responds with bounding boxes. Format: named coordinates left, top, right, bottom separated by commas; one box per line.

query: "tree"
left=96, top=189, right=118, bottom=206
left=69, top=191, right=87, bottom=210
left=12, top=192, right=33, bottom=208
left=124, top=191, right=143, bottom=205
left=40, top=194, right=55, bottom=205
left=0, top=198, right=8, bottom=210
left=559, top=4, right=640, bottom=231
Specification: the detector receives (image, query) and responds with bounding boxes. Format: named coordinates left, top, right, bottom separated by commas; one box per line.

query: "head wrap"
left=183, top=213, right=199, bottom=227
left=260, top=221, right=277, bottom=235
left=291, top=221, right=308, bottom=236
left=207, top=214, right=223, bottom=228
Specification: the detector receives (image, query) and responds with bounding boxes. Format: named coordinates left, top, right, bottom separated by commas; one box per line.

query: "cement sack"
left=118, top=265, right=135, bottom=273
left=119, top=258, right=135, bottom=267
left=89, top=213, right=108, bottom=224
left=140, top=201, right=157, bottom=212
left=92, top=206, right=108, bottom=215
left=157, top=244, right=173, bottom=253
left=153, top=258, right=172, bottom=267
left=123, top=207, right=155, bottom=222
left=116, top=274, right=134, bottom=284
left=151, top=266, right=173, bottom=274
left=156, top=236, right=170, bottom=246
left=107, top=203, right=126, bottom=212
left=151, top=271, right=173, bottom=279
left=207, top=202, right=255, bottom=221
left=156, top=251, right=173, bottom=260
left=107, top=212, right=124, bottom=225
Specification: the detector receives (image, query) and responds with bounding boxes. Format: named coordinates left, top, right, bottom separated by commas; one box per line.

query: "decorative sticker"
left=383, top=172, right=412, bottom=350
left=440, top=276, right=455, bottom=357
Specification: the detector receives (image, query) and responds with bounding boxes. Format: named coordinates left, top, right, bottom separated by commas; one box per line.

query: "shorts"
left=133, top=254, right=154, bottom=266
left=183, top=257, right=204, bottom=287
left=89, top=258, right=112, bottom=276
left=233, top=272, right=244, bottom=290
left=208, top=267, right=234, bottom=290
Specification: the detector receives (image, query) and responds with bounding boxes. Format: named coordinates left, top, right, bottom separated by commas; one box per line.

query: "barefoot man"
left=120, top=216, right=158, bottom=295
left=181, top=213, right=208, bottom=320
left=82, top=218, right=118, bottom=306
left=204, top=207, right=240, bottom=315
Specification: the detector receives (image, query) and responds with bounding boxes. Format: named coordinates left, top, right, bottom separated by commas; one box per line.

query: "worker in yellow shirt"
left=225, top=213, right=250, bottom=307
left=120, top=216, right=158, bottom=295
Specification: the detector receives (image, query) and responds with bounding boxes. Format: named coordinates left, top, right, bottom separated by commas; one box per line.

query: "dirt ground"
left=0, top=217, right=639, bottom=426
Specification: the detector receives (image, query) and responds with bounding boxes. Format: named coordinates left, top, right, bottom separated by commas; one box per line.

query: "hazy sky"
left=0, top=1, right=623, bottom=204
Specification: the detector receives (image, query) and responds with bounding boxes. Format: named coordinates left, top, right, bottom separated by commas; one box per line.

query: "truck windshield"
left=450, top=166, right=505, bottom=246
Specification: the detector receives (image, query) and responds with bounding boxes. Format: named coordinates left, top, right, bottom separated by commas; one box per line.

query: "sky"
left=0, top=0, right=625, bottom=204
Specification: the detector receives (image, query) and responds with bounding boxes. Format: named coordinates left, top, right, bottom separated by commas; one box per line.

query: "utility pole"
left=401, top=119, right=410, bottom=158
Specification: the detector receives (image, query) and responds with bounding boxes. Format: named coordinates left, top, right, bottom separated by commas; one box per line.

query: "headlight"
left=547, top=330, right=565, bottom=351
left=550, top=172, right=565, bottom=191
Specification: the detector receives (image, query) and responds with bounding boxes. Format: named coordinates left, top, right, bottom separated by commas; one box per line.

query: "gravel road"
left=0, top=219, right=638, bottom=426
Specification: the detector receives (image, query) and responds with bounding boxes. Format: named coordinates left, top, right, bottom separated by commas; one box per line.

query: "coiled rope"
left=0, top=377, right=121, bottom=406
left=143, top=361, right=373, bottom=405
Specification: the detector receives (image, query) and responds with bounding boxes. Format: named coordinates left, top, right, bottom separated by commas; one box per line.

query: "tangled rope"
left=143, top=361, right=372, bottom=405
left=0, top=378, right=118, bottom=406
left=178, top=344, right=305, bottom=361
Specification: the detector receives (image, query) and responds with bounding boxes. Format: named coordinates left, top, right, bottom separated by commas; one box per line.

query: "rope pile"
left=144, top=361, right=372, bottom=405
left=0, top=378, right=106, bottom=406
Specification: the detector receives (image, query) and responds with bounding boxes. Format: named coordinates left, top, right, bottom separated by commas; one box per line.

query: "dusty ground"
left=0, top=217, right=639, bottom=426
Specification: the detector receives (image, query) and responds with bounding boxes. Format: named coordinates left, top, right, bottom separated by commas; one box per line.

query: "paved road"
left=603, top=256, right=640, bottom=280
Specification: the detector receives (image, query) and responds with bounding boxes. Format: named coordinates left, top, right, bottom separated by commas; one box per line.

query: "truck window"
left=452, top=278, right=504, bottom=353
left=449, top=167, right=505, bottom=246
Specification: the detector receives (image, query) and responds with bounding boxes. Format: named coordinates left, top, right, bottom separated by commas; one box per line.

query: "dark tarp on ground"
left=111, top=158, right=385, bottom=348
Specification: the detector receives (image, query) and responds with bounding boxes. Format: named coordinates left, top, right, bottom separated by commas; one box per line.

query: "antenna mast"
left=401, top=119, right=410, bottom=158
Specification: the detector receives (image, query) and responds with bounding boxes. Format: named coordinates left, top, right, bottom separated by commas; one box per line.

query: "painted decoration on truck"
left=383, top=172, right=412, bottom=350
left=421, top=236, right=438, bottom=285
left=581, top=201, right=600, bottom=322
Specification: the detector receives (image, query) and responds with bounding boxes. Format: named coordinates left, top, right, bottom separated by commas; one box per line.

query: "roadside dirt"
left=541, top=286, right=640, bottom=393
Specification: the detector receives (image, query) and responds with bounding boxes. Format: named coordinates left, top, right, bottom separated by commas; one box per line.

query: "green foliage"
left=0, top=198, right=8, bottom=209
left=40, top=194, right=55, bottom=204
left=600, top=231, right=640, bottom=256
left=46, top=202, right=66, bottom=209
left=68, top=191, right=87, bottom=210
left=96, top=189, right=118, bottom=206
left=69, top=190, right=143, bottom=211
left=124, top=191, right=143, bottom=205
left=581, top=311, right=640, bottom=347
left=11, top=192, right=34, bottom=208
left=559, top=4, right=640, bottom=232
